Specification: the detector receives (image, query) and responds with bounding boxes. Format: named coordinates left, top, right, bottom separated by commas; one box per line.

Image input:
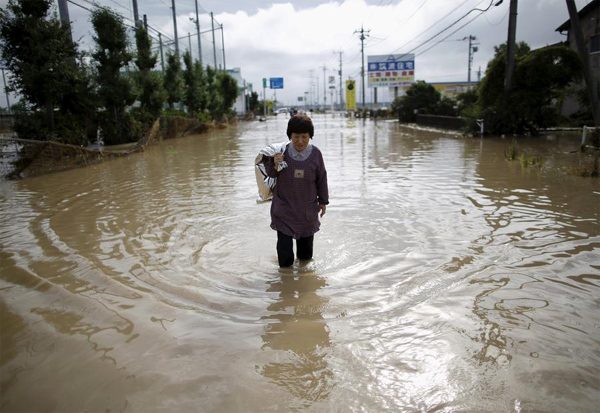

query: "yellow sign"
left=346, top=80, right=356, bottom=110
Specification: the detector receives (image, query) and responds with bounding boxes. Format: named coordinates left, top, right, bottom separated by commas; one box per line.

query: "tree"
left=182, top=51, right=206, bottom=116
left=91, top=6, right=136, bottom=144
left=164, top=51, right=183, bottom=110
left=134, top=26, right=165, bottom=121
left=204, top=65, right=221, bottom=117
left=0, top=0, right=83, bottom=134
left=391, top=81, right=442, bottom=122
left=248, top=91, right=260, bottom=113
left=216, top=72, right=238, bottom=117
left=566, top=0, right=599, bottom=125
left=477, top=42, right=582, bottom=134
left=437, top=95, right=457, bottom=117
left=455, top=87, right=478, bottom=116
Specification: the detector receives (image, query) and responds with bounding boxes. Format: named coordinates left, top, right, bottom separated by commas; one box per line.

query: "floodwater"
left=1, top=115, right=599, bottom=412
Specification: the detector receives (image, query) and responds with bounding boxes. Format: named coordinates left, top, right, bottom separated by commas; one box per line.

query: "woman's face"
left=291, top=132, right=311, bottom=152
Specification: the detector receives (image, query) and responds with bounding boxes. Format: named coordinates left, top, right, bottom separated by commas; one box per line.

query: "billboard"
left=346, top=80, right=356, bottom=110
left=269, top=77, right=284, bottom=89
left=367, top=54, right=415, bottom=88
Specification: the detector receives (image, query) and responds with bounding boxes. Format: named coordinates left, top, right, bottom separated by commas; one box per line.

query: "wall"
left=416, top=114, right=466, bottom=130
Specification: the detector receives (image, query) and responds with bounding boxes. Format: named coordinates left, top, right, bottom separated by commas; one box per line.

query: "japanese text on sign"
left=367, top=54, right=415, bottom=88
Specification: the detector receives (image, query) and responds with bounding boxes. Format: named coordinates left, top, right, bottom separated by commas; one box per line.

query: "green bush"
left=130, top=106, right=156, bottom=128
left=197, top=112, right=212, bottom=124
left=161, top=109, right=187, bottom=117
left=98, top=110, right=143, bottom=145
left=13, top=108, right=88, bottom=145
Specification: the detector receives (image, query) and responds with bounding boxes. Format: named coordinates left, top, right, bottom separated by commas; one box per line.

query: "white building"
left=225, top=67, right=248, bottom=116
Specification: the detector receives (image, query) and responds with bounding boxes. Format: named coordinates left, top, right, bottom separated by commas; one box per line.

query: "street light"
left=471, top=0, right=503, bottom=13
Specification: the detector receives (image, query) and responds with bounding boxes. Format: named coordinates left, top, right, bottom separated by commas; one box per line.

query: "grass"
left=504, top=140, right=518, bottom=161
left=504, top=140, right=544, bottom=169
left=518, top=151, right=545, bottom=168
left=569, top=151, right=600, bottom=177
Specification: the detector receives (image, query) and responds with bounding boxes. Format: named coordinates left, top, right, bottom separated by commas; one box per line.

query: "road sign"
left=367, top=54, right=415, bottom=88
left=269, top=77, right=284, bottom=89
left=262, top=78, right=266, bottom=88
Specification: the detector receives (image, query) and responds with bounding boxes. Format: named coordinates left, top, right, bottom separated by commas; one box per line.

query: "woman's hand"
left=274, top=153, right=284, bottom=170
left=319, top=204, right=326, bottom=218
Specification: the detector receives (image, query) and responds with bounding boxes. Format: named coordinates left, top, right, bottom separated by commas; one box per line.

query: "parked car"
left=274, top=108, right=289, bottom=115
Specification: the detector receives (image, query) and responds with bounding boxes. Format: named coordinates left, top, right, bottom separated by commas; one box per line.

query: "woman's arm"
left=316, top=151, right=329, bottom=206
left=265, top=155, right=279, bottom=177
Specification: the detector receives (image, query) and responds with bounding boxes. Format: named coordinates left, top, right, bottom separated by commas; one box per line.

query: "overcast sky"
left=0, top=0, right=591, bottom=107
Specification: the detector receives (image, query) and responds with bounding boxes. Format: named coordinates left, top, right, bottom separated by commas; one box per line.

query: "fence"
left=416, top=114, right=466, bottom=130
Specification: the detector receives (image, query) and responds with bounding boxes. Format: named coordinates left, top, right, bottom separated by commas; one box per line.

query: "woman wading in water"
left=266, top=115, right=329, bottom=267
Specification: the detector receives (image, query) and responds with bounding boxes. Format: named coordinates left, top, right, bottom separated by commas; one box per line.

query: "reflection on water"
left=259, top=270, right=333, bottom=408
left=1, top=116, right=599, bottom=412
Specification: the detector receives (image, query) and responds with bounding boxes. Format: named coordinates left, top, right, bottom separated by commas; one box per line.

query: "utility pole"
left=263, top=78, right=267, bottom=117
left=466, top=35, right=478, bottom=89
left=243, top=79, right=247, bottom=113
left=143, top=14, right=148, bottom=31
left=566, top=0, right=600, bottom=125
left=57, top=0, right=73, bottom=43
left=504, top=0, right=518, bottom=93
left=321, top=65, right=327, bottom=107
left=211, top=12, right=218, bottom=69
left=171, top=0, right=179, bottom=57
left=221, top=24, right=226, bottom=71
left=132, top=0, right=141, bottom=27
left=1, top=67, right=11, bottom=114
left=159, top=33, right=165, bottom=72
left=309, top=70, right=314, bottom=108
left=334, top=50, right=343, bottom=110
left=354, top=26, right=370, bottom=110
left=195, top=0, right=203, bottom=65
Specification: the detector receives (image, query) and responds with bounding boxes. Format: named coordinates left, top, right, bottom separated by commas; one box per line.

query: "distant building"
left=430, top=81, right=479, bottom=97
left=556, top=0, right=600, bottom=116
left=394, top=81, right=479, bottom=99
left=225, top=67, right=247, bottom=116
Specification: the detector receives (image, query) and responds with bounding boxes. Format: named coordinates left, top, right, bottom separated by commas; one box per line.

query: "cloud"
left=213, top=0, right=570, bottom=105
left=0, top=0, right=582, bottom=108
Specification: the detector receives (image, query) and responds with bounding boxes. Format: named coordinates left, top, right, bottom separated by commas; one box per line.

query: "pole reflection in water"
left=259, top=269, right=333, bottom=407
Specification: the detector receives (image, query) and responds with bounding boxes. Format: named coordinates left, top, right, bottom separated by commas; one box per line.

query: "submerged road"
left=1, top=114, right=599, bottom=411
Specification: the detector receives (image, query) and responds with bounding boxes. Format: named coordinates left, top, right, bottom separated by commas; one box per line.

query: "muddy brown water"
left=1, top=115, right=599, bottom=412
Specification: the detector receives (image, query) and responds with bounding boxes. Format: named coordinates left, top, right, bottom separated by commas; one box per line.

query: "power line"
left=390, top=0, right=502, bottom=60
left=415, top=13, right=480, bottom=57
left=106, top=0, right=130, bottom=12
left=369, top=0, right=431, bottom=48
left=483, top=4, right=510, bottom=26
left=388, top=0, right=481, bottom=55
left=66, top=0, right=94, bottom=13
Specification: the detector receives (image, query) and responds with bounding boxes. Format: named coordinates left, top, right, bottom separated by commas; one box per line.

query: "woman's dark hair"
left=287, top=114, right=314, bottom=139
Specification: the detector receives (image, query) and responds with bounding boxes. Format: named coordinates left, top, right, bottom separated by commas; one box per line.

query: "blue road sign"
left=269, top=77, right=284, bottom=89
